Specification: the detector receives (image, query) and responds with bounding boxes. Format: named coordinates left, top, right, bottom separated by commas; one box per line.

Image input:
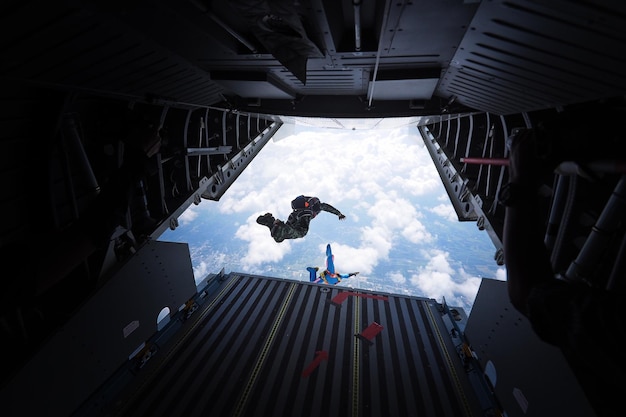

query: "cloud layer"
left=161, top=124, right=503, bottom=313
left=220, top=126, right=442, bottom=270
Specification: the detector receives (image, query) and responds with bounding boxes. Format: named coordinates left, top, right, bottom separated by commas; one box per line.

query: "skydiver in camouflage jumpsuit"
left=256, top=195, right=346, bottom=242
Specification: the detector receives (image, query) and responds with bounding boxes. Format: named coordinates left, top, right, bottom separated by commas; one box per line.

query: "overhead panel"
left=275, top=68, right=368, bottom=95
left=380, top=0, right=475, bottom=63
left=0, top=1, right=227, bottom=106
left=370, top=68, right=440, bottom=100
left=369, top=78, right=439, bottom=100
left=437, top=0, right=626, bottom=115
left=210, top=71, right=296, bottom=99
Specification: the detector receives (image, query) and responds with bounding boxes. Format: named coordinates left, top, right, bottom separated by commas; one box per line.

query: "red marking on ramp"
left=359, top=294, right=389, bottom=301
left=331, top=292, right=389, bottom=305
left=331, top=292, right=351, bottom=304
left=359, top=322, right=384, bottom=341
left=302, top=350, right=328, bottom=378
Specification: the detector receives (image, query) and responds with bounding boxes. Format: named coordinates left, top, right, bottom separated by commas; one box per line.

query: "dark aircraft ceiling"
left=2, top=0, right=624, bottom=118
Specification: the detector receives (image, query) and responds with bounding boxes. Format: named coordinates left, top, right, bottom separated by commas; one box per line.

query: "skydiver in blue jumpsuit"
left=307, top=244, right=359, bottom=285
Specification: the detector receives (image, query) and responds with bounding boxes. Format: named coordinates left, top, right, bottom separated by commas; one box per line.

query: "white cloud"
left=360, top=226, right=393, bottom=258
left=368, top=197, right=432, bottom=244
left=235, top=215, right=293, bottom=269
left=401, top=220, right=432, bottom=244
left=163, top=123, right=500, bottom=313
left=455, top=268, right=484, bottom=303
left=495, top=267, right=507, bottom=281
left=429, top=203, right=457, bottom=222
left=179, top=204, right=199, bottom=225
left=325, top=241, right=381, bottom=275
left=387, top=271, right=406, bottom=284
left=223, top=127, right=442, bottom=270
left=410, top=249, right=481, bottom=310
left=193, top=260, right=209, bottom=281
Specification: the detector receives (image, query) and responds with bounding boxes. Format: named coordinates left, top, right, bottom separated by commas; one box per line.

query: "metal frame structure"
left=1, top=0, right=625, bottom=415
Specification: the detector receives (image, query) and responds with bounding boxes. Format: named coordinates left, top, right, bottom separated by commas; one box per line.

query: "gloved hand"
left=338, top=214, right=346, bottom=220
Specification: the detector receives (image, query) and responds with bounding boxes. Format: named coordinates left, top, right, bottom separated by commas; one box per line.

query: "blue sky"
left=159, top=121, right=505, bottom=313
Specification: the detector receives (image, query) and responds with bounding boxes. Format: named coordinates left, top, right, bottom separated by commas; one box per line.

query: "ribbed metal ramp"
left=110, top=273, right=482, bottom=417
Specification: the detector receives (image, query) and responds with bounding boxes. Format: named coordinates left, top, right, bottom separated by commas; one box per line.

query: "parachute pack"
left=291, top=195, right=322, bottom=218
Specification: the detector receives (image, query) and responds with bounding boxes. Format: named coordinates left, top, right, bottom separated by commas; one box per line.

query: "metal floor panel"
left=111, top=274, right=480, bottom=417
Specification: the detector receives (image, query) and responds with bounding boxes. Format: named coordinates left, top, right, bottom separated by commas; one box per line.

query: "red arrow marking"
left=359, top=294, right=389, bottom=301
left=331, top=292, right=389, bottom=305
left=331, top=292, right=352, bottom=304
left=301, top=350, right=328, bottom=378
left=359, top=322, right=384, bottom=340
